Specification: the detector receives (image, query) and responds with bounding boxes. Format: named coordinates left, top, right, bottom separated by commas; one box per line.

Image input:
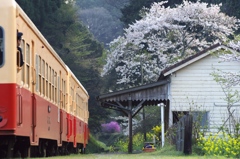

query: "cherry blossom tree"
left=211, top=40, right=240, bottom=134
left=215, top=40, right=240, bottom=88
left=102, top=1, right=239, bottom=88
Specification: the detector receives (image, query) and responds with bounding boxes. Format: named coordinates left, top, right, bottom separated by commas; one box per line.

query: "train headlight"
left=0, top=116, right=2, bottom=122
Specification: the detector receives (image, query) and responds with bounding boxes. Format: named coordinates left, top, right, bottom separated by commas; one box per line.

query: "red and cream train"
left=0, top=0, right=89, bottom=158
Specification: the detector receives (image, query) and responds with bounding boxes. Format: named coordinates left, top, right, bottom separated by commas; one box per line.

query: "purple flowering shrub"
left=101, top=121, right=121, bottom=133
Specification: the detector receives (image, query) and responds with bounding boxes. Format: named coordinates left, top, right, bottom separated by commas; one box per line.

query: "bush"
left=86, top=134, right=108, bottom=153
left=114, top=132, right=155, bottom=152
left=195, top=133, right=240, bottom=158
left=101, top=121, right=121, bottom=133
left=98, top=132, right=124, bottom=146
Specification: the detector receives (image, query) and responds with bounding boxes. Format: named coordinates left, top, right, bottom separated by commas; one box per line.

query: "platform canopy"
left=97, top=79, right=169, bottom=117
left=97, top=79, right=170, bottom=153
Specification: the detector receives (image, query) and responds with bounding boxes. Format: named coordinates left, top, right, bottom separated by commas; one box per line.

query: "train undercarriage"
left=0, top=136, right=85, bottom=158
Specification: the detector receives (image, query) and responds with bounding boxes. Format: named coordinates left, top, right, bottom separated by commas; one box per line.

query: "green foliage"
left=43, top=3, right=108, bottom=133
left=120, top=0, right=182, bottom=27
left=133, top=106, right=161, bottom=135
left=148, top=144, right=184, bottom=156
left=211, top=63, right=240, bottom=136
left=98, top=132, right=124, bottom=147
left=114, top=132, right=155, bottom=152
left=86, top=134, right=109, bottom=153
left=132, top=133, right=146, bottom=150
left=114, top=138, right=128, bottom=152
left=195, top=133, right=240, bottom=158
left=152, top=125, right=161, bottom=145
left=75, top=0, right=128, bottom=45
left=220, top=0, right=240, bottom=19
left=121, top=0, right=240, bottom=28
left=16, top=0, right=62, bottom=30
left=152, top=125, right=161, bottom=135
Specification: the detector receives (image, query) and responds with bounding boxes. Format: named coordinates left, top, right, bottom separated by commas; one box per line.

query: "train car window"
left=54, top=71, right=57, bottom=86
left=60, top=78, right=63, bottom=108
left=21, top=40, right=25, bottom=83
left=77, top=94, right=81, bottom=117
left=58, top=76, right=60, bottom=105
left=63, top=80, right=66, bottom=109
left=52, top=69, right=54, bottom=101
left=21, top=40, right=25, bottom=55
left=38, top=56, right=42, bottom=94
left=26, top=44, right=30, bottom=87
left=49, top=66, right=52, bottom=100
left=42, top=60, right=45, bottom=96
left=35, top=55, right=39, bottom=92
left=55, top=72, right=57, bottom=103
left=52, top=69, right=54, bottom=84
left=42, top=60, right=44, bottom=76
left=0, top=27, right=4, bottom=67
left=49, top=66, right=51, bottom=82
left=46, top=63, right=48, bottom=79
left=46, top=63, right=48, bottom=98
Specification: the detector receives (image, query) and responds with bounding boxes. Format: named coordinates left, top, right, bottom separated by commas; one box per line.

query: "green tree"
left=16, top=0, right=62, bottom=30
left=121, top=0, right=240, bottom=27
left=76, top=0, right=128, bottom=46
left=120, top=0, right=182, bottom=27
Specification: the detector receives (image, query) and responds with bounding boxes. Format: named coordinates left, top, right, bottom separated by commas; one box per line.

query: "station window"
left=0, top=27, right=4, bottom=67
left=192, top=111, right=209, bottom=128
left=173, top=111, right=209, bottom=128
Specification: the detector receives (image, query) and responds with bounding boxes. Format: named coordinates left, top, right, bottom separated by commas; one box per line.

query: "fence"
left=175, top=114, right=193, bottom=154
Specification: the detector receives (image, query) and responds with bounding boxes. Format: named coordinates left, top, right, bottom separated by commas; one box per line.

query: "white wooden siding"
left=169, top=54, right=240, bottom=132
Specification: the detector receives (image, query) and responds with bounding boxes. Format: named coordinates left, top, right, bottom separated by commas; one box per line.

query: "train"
left=0, top=0, right=89, bottom=158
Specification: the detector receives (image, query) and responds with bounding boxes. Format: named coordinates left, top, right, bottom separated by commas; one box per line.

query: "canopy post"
left=128, top=97, right=133, bottom=154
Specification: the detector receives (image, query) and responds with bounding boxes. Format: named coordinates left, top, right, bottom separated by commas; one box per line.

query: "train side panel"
left=0, top=0, right=17, bottom=135
left=15, top=3, right=69, bottom=146
left=66, top=68, right=89, bottom=149
left=0, top=0, right=89, bottom=157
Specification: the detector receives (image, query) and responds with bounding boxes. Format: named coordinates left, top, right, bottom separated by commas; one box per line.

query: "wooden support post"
left=128, top=97, right=132, bottom=154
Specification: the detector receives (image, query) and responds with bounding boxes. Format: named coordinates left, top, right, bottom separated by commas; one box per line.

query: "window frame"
left=0, top=27, right=4, bottom=67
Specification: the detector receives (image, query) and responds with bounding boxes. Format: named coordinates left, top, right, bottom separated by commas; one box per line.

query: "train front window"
left=0, top=27, right=4, bottom=67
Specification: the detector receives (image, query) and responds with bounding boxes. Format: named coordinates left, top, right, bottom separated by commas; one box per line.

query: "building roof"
left=97, top=79, right=169, bottom=118
left=97, top=79, right=169, bottom=106
left=97, top=43, right=237, bottom=113
left=158, top=43, right=225, bottom=80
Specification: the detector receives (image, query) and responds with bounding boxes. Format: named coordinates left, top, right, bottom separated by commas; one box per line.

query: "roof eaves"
left=159, top=43, right=221, bottom=79
left=97, top=79, right=170, bottom=100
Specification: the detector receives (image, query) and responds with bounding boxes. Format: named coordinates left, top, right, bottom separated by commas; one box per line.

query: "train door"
left=31, top=42, right=36, bottom=143
left=67, top=113, right=72, bottom=141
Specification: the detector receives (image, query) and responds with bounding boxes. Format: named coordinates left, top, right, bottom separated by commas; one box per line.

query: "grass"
left=29, top=145, right=228, bottom=159
left=29, top=153, right=228, bottom=159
